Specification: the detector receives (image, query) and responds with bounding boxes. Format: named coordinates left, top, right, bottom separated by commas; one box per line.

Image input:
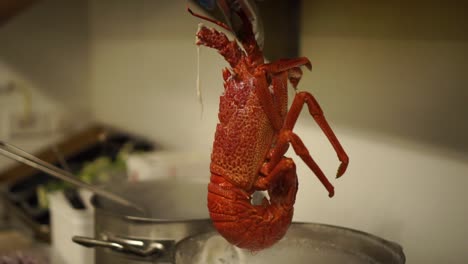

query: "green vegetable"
left=37, top=143, right=137, bottom=209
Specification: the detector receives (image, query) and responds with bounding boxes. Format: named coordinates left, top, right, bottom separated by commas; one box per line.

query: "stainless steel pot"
left=73, top=179, right=405, bottom=263
left=73, top=179, right=214, bottom=264
left=175, top=223, right=406, bottom=264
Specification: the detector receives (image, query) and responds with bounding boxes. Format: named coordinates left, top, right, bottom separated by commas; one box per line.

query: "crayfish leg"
left=194, top=24, right=243, bottom=68
left=262, top=57, right=311, bottom=87
left=285, top=92, right=349, bottom=178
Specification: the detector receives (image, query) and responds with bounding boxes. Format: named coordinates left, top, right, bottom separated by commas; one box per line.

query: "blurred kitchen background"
left=0, top=0, right=467, bottom=263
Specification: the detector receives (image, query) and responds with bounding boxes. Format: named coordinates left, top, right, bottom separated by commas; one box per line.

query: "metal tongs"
left=0, top=141, right=144, bottom=212
left=198, top=0, right=264, bottom=48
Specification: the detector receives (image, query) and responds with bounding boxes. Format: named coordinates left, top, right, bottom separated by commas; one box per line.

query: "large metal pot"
left=73, top=179, right=405, bottom=263
left=176, top=223, right=406, bottom=264
left=73, top=179, right=214, bottom=263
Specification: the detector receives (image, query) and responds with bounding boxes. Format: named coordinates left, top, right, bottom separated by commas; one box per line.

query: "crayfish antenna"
left=196, top=43, right=204, bottom=119
left=187, top=6, right=232, bottom=32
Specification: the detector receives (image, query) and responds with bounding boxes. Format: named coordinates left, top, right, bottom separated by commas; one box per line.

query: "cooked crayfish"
left=189, top=5, right=349, bottom=251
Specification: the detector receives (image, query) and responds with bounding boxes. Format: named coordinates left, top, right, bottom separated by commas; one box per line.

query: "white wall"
left=299, top=1, right=468, bottom=155
left=89, top=1, right=222, bottom=151
left=0, top=0, right=91, bottom=112
left=295, top=2, right=468, bottom=263
left=0, top=0, right=91, bottom=171
left=292, top=126, right=468, bottom=263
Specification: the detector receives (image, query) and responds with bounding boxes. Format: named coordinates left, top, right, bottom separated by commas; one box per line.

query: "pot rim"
left=91, top=194, right=211, bottom=223
left=176, top=221, right=405, bottom=263
left=289, top=222, right=405, bottom=257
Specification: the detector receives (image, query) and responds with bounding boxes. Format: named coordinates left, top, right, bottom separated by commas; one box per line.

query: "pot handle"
left=72, top=235, right=171, bottom=258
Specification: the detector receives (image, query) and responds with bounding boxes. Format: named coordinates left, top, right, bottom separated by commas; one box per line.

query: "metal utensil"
left=0, top=141, right=144, bottom=212
left=51, top=143, right=87, bottom=210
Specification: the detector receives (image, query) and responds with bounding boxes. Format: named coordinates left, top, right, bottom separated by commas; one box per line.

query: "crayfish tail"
left=207, top=173, right=297, bottom=251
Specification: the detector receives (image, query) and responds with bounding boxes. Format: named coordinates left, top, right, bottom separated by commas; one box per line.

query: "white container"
left=127, top=151, right=209, bottom=183
left=48, top=190, right=94, bottom=264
